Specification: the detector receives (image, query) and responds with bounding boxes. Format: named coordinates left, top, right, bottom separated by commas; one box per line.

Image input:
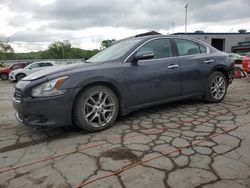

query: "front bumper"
left=13, top=89, right=80, bottom=128
left=9, top=73, right=16, bottom=80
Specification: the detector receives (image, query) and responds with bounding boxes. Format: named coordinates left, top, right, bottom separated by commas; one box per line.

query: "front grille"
left=14, top=88, right=22, bottom=102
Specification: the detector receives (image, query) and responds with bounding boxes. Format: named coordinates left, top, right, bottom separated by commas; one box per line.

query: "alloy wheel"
left=83, top=91, right=115, bottom=127
left=16, top=74, right=25, bottom=81
left=211, top=75, right=226, bottom=100
left=1, top=73, right=8, bottom=80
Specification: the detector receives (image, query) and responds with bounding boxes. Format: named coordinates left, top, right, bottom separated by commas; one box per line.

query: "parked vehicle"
left=228, top=53, right=244, bottom=65
left=13, top=34, right=234, bottom=132
left=242, top=53, right=250, bottom=74
left=239, top=52, right=248, bottom=56
left=9, top=61, right=57, bottom=81
left=0, top=62, right=29, bottom=80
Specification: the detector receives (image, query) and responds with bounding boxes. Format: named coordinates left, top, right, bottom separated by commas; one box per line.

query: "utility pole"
left=172, top=22, right=175, bottom=34
left=185, top=3, right=188, bottom=34
left=62, top=45, right=65, bottom=60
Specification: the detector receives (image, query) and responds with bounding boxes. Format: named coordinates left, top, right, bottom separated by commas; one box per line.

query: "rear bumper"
left=228, top=69, right=234, bottom=84
left=13, top=89, right=80, bottom=128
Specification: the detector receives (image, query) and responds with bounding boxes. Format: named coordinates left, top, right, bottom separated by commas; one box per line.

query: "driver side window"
left=29, top=63, right=39, bottom=69
left=136, top=38, right=173, bottom=60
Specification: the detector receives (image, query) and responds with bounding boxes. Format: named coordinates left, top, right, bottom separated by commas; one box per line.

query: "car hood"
left=23, top=62, right=103, bottom=81
left=0, top=67, right=9, bottom=72
left=9, top=68, right=24, bottom=74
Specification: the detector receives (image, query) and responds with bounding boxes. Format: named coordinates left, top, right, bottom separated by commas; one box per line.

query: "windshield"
left=25, top=64, right=32, bottom=69
left=88, top=39, right=141, bottom=63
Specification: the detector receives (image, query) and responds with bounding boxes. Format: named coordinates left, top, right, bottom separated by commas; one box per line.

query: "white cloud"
left=0, top=0, right=250, bottom=52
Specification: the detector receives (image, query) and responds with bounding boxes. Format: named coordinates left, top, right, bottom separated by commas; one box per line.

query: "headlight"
left=32, top=76, right=68, bottom=97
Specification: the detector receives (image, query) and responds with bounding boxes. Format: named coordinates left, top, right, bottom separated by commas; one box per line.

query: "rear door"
left=124, top=38, right=181, bottom=107
left=172, top=38, right=213, bottom=96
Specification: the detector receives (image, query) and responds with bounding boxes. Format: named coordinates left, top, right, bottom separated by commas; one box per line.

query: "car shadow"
left=1, top=97, right=208, bottom=153
left=119, top=97, right=205, bottom=121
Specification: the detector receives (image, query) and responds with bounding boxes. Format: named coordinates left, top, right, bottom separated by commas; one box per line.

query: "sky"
left=0, top=0, right=250, bottom=52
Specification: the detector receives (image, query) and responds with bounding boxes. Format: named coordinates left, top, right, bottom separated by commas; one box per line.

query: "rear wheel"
left=204, top=71, right=228, bottom=103
left=74, top=86, right=119, bottom=132
left=0, top=73, right=8, bottom=80
left=16, top=73, right=26, bottom=81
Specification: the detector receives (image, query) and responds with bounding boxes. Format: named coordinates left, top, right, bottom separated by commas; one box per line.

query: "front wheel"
left=0, top=73, right=8, bottom=80
left=73, top=86, right=119, bottom=132
left=16, top=73, right=26, bottom=81
left=204, top=71, right=228, bottom=103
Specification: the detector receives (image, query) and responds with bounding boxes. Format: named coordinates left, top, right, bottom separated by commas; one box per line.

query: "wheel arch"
left=209, top=65, right=229, bottom=83
left=71, top=80, right=123, bottom=123
left=15, top=72, right=26, bottom=80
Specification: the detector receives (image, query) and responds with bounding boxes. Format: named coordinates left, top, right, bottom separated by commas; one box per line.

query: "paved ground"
left=0, top=78, right=250, bottom=188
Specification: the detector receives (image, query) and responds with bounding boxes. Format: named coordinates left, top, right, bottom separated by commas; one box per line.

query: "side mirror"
left=132, top=51, right=154, bottom=64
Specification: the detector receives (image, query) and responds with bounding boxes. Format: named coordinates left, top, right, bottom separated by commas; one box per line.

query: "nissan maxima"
left=13, top=34, right=234, bottom=132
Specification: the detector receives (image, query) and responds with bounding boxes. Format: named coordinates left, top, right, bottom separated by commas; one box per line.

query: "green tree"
left=0, top=39, right=14, bottom=53
left=100, top=39, right=116, bottom=50
left=0, top=39, right=15, bottom=60
left=42, top=40, right=100, bottom=60
left=43, top=40, right=71, bottom=59
left=0, top=39, right=100, bottom=60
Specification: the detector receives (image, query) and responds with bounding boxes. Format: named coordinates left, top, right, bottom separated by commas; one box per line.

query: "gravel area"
left=0, top=78, right=250, bottom=188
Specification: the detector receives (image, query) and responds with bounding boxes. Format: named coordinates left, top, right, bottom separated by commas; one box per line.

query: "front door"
left=123, top=38, right=181, bottom=108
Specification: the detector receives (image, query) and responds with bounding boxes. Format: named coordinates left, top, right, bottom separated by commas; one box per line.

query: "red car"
left=0, top=62, right=29, bottom=80
left=242, top=53, right=250, bottom=75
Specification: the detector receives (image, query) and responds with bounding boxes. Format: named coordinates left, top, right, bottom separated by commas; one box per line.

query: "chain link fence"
left=0, top=59, right=85, bottom=67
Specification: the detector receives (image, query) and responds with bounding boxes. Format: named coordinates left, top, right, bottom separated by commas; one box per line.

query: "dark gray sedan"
left=13, top=34, right=234, bottom=132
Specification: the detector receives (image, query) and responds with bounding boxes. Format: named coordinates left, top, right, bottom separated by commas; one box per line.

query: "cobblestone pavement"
left=0, top=78, right=250, bottom=188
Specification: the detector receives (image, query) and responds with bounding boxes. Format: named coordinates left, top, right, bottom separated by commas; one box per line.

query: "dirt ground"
left=0, top=78, right=250, bottom=188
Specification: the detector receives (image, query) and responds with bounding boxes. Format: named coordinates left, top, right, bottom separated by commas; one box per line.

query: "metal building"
left=173, top=31, right=250, bottom=54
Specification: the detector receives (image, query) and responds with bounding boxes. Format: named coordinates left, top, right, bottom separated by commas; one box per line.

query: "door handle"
left=168, top=64, right=179, bottom=69
left=204, top=59, right=214, bottom=64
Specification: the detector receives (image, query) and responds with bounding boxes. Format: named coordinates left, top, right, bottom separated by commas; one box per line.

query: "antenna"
left=185, top=3, right=188, bottom=34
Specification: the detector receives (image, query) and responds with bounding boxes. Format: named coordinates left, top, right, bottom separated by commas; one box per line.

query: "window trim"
left=124, top=37, right=210, bottom=62
left=124, top=37, right=176, bottom=63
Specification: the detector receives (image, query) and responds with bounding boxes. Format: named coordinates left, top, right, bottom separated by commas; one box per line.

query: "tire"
left=16, top=73, right=26, bottom=81
left=0, top=73, right=8, bottom=80
left=73, top=86, right=119, bottom=132
left=204, top=71, right=228, bottom=103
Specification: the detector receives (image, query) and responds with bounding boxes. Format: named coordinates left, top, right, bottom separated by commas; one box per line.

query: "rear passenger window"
left=199, top=44, right=207, bottom=54
left=174, top=39, right=201, bottom=56
left=40, top=63, right=53, bottom=67
left=44, top=63, right=53, bottom=66
left=136, top=38, right=173, bottom=59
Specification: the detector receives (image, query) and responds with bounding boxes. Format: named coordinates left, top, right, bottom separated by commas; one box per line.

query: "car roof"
left=125, top=33, right=207, bottom=43
left=115, top=31, right=211, bottom=45
left=30, top=61, right=55, bottom=64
